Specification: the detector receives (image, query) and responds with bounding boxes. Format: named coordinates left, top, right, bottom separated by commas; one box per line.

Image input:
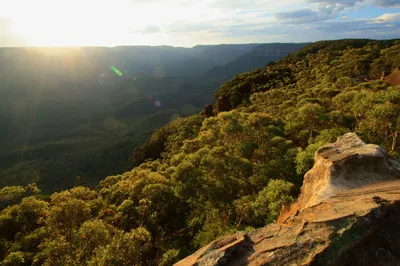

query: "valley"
left=0, top=39, right=399, bottom=266
left=0, top=43, right=307, bottom=193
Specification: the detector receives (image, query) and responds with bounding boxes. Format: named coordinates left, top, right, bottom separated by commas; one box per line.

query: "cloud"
left=140, top=26, right=161, bottom=34
left=275, top=0, right=370, bottom=24
left=295, top=13, right=400, bottom=40
left=373, top=13, right=400, bottom=23
left=307, top=0, right=365, bottom=7
left=375, top=0, right=400, bottom=7
left=166, top=21, right=216, bottom=33
left=275, top=7, right=337, bottom=24
left=0, top=0, right=399, bottom=47
left=159, top=0, right=400, bottom=45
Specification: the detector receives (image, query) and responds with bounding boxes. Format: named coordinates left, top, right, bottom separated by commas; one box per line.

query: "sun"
left=9, top=0, right=133, bottom=46
left=4, top=0, right=203, bottom=47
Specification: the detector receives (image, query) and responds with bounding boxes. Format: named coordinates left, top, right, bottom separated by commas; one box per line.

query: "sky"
left=0, top=0, right=399, bottom=47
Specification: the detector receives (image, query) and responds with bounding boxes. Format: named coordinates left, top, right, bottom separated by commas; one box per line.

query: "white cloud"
left=373, top=13, right=400, bottom=23
left=0, top=0, right=399, bottom=47
left=308, top=0, right=365, bottom=7
left=275, top=7, right=337, bottom=24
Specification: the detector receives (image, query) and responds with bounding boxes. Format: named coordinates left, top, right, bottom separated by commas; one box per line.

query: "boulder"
left=298, top=133, right=400, bottom=209
left=386, top=68, right=400, bottom=86
left=175, top=133, right=400, bottom=266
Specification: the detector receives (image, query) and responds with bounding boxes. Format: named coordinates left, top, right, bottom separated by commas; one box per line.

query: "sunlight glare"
left=2, top=0, right=234, bottom=47
left=9, top=0, right=132, bottom=46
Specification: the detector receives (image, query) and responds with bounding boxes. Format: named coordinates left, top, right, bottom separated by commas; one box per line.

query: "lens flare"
left=155, top=101, right=162, bottom=107
left=110, top=66, right=123, bottom=76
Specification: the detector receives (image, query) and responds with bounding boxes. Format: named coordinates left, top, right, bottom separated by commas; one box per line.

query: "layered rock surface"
left=299, top=133, right=400, bottom=209
left=175, top=133, right=400, bottom=266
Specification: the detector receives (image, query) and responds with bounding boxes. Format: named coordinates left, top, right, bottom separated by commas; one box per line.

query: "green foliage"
left=89, top=227, right=151, bottom=266
left=0, top=184, right=40, bottom=210
left=264, top=179, right=294, bottom=221
left=239, top=140, right=259, bottom=158
left=159, top=249, right=180, bottom=266
left=253, top=179, right=294, bottom=223
left=285, top=102, right=328, bottom=144
left=193, top=209, right=235, bottom=248
left=296, top=145, right=319, bottom=175
left=73, top=220, right=112, bottom=263
left=133, top=115, right=204, bottom=164
left=1, top=39, right=400, bottom=265
left=2, top=251, right=25, bottom=266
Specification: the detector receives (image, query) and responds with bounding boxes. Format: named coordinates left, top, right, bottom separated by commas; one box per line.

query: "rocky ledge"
left=175, top=133, right=400, bottom=266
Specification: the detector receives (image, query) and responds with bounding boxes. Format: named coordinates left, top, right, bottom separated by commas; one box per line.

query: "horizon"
left=0, top=0, right=399, bottom=47
left=0, top=38, right=397, bottom=49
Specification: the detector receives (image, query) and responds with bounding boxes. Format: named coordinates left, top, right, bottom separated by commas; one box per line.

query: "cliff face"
left=175, top=133, right=400, bottom=266
left=205, top=43, right=309, bottom=81
left=250, top=43, right=309, bottom=57
left=298, top=133, right=400, bottom=209
left=386, top=68, right=400, bottom=86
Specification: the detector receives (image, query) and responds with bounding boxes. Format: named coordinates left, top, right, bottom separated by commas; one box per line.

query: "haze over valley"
left=0, top=43, right=307, bottom=192
left=0, top=0, right=400, bottom=265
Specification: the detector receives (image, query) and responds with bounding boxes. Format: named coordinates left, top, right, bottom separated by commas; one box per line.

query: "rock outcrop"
left=175, top=133, right=400, bottom=266
left=298, top=133, right=400, bottom=209
left=386, top=68, right=400, bottom=86
left=201, top=104, right=214, bottom=117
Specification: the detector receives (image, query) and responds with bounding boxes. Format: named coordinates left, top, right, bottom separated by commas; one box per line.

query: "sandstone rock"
left=175, top=134, right=400, bottom=266
left=298, top=132, right=400, bottom=209
left=386, top=68, right=400, bottom=86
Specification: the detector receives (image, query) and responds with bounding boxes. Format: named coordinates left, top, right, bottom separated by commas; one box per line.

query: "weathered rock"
left=201, top=104, right=214, bottom=117
left=175, top=134, right=400, bottom=266
left=216, top=96, right=231, bottom=112
left=386, top=68, right=400, bottom=86
left=298, top=133, right=400, bottom=209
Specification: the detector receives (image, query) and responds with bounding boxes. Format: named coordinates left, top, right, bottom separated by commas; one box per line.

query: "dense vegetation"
left=1, top=39, right=399, bottom=265
left=0, top=44, right=304, bottom=193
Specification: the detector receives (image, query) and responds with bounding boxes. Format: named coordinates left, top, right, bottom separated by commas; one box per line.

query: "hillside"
left=176, top=133, right=400, bottom=265
left=188, top=43, right=309, bottom=106
left=205, top=43, right=309, bottom=81
left=0, top=39, right=399, bottom=265
left=0, top=43, right=300, bottom=193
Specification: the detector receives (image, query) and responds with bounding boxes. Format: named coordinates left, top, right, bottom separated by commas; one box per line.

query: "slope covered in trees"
left=0, top=39, right=399, bottom=265
left=205, top=43, right=309, bottom=81
left=0, top=43, right=302, bottom=193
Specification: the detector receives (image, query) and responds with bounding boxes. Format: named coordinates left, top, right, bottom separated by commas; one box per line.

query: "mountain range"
left=0, top=42, right=308, bottom=193
left=0, top=38, right=399, bottom=265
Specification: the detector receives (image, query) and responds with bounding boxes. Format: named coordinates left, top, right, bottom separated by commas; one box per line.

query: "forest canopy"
left=1, top=39, right=400, bottom=265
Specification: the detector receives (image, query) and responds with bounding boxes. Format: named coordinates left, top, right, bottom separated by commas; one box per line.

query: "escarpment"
left=175, top=133, right=400, bottom=266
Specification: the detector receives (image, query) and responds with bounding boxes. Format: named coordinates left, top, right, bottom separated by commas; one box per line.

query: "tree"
left=253, top=179, right=294, bottom=223
left=285, top=103, right=328, bottom=144
left=89, top=227, right=151, bottom=266
left=0, top=184, right=40, bottom=210
left=2, top=251, right=25, bottom=266
left=47, top=198, right=91, bottom=241
left=73, top=220, right=112, bottom=264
